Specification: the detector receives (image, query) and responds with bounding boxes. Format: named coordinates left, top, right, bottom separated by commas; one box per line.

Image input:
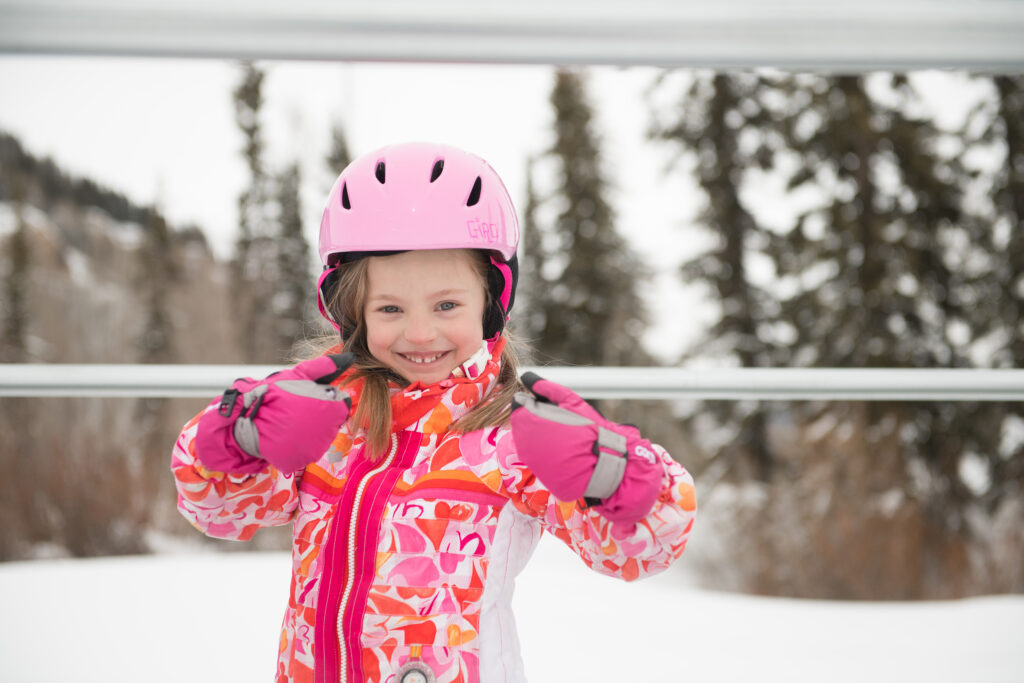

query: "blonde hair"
left=319, top=250, right=524, bottom=460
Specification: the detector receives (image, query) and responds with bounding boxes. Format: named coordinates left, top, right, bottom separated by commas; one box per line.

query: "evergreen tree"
left=763, top=73, right=1008, bottom=597
left=968, top=76, right=1024, bottom=568
left=2, top=176, right=30, bottom=363
left=652, top=72, right=778, bottom=482
left=774, top=76, right=965, bottom=368
left=509, top=155, right=546, bottom=353
left=778, top=80, right=969, bottom=455
left=988, top=75, right=1024, bottom=589
left=326, top=123, right=352, bottom=178
left=131, top=207, right=178, bottom=548
left=274, top=162, right=313, bottom=355
left=232, top=62, right=279, bottom=361
left=135, top=208, right=176, bottom=365
left=0, top=173, right=33, bottom=559
left=987, top=76, right=1024, bottom=368
left=652, top=71, right=1023, bottom=597
left=528, top=69, right=687, bottom=452
left=536, top=69, right=649, bottom=367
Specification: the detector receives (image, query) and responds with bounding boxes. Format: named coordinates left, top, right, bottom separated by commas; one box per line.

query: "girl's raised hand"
left=195, top=353, right=355, bottom=475
left=509, top=372, right=664, bottom=525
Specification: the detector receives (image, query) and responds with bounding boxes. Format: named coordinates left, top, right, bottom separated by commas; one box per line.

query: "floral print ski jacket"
left=172, top=343, right=696, bottom=683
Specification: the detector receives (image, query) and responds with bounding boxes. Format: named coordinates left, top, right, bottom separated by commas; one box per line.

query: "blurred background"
left=0, top=3, right=1022, bottom=608
left=2, top=59, right=1021, bottom=602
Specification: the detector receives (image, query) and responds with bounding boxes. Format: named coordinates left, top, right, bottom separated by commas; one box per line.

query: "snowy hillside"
left=2, top=537, right=1022, bottom=682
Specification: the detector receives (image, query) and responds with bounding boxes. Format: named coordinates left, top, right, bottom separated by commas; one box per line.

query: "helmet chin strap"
left=483, top=253, right=517, bottom=341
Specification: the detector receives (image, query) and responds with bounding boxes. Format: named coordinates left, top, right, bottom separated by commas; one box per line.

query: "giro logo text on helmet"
left=467, top=217, right=500, bottom=243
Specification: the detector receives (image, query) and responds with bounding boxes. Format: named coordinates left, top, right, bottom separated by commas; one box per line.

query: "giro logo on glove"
left=633, top=443, right=657, bottom=464
left=196, top=353, right=355, bottom=475
left=509, top=372, right=664, bottom=525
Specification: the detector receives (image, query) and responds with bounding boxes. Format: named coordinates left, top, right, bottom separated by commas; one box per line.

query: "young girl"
left=172, top=142, right=696, bottom=683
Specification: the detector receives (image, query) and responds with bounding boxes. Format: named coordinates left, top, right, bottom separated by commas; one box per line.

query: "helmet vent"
left=341, top=183, right=351, bottom=210
left=430, top=159, right=445, bottom=183
left=466, top=176, right=482, bottom=206
left=375, top=161, right=386, bottom=184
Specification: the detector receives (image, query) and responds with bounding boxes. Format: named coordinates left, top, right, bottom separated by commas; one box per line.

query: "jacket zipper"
left=337, top=433, right=400, bottom=682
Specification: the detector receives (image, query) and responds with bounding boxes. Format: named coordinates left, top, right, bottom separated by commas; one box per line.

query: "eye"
left=379, top=305, right=401, bottom=314
left=438, top=301, right=457, bottom=312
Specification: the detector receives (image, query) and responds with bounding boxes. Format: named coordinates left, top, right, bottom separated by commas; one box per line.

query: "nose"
left=403, top=310, right=437, bottom=345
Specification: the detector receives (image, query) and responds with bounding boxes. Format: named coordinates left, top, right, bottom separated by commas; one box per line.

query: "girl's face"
left=364, top=249, right=487, bottom=385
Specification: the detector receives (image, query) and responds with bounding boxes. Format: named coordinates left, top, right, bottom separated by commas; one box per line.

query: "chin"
left=402, top=376, right=433, bottom=386
left=395, top=366, right=453, bottom=386
left=414, top=370, right=455, bottom=386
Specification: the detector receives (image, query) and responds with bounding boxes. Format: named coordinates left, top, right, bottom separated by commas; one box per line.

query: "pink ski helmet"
left=317, top=142, right=520, bottom=343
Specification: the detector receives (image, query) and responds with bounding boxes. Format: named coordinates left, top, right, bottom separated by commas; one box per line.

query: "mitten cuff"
left=195, top=394, right=268, bottom=476
left=593, top=438, right=665, bottom=524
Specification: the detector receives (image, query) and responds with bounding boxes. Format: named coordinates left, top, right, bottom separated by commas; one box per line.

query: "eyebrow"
left=429, top=288, right=472, bottom=299
left=366, top=287, right=472, bottom=303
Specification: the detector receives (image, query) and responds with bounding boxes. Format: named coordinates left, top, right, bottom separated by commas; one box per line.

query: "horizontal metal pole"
left=1, top=364, right=1022, bottom=401
left=0, top=1, right=1022, bottom=71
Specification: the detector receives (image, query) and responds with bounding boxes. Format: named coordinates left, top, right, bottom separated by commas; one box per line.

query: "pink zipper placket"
left=336, top=433, right=400, bottom=682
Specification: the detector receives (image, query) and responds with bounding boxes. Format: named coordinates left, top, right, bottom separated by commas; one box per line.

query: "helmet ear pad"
left=317, top=266, right=341, bottom=332
left=484, top=254, right=518, bottom=342
left=317, top=266, right=357, bottom=339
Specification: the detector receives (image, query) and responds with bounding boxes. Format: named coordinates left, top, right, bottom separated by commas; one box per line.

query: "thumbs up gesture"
left=195, top=353, right=355, bottom=474
left=509, top=372, right=664, bottom=524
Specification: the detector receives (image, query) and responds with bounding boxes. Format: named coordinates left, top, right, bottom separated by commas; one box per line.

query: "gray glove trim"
left=234, top=415, right=261, bottom=458
left=274, top=380, right=346, bottom=401
left=232, top=384, right=267, bottom=458
left=512, top=392, right=593, bottom=426
left=584, top=426, right=628, bottom=499
left=597, top=424, right=627, bottom=453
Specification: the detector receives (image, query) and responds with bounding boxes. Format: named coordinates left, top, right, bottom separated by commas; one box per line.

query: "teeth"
left=404, top=353, right=442, bottom=364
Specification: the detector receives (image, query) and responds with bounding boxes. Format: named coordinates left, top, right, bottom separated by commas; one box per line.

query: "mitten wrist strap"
left=232, top=383, right=269, bottom=459
left=583, top=427, right=628, bottom=500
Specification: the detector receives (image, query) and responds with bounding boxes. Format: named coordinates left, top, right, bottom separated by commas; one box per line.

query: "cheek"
left=456, top=313, right=485, bottom=346
left=364, top=320, right=392, bottom=357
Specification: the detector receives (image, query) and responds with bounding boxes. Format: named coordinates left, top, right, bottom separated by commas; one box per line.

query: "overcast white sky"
left=0, top=56, right=711, bottom=360
left=0, top=57, right=702, bottom=255
left=0, top=58, right=988, bottom=363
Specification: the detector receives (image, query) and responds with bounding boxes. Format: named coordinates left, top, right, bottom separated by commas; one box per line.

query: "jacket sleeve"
left=171, top=403, right=300, bottom=541
left=461, top=425, right=696, bottom=582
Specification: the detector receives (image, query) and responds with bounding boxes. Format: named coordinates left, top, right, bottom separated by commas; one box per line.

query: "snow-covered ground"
left=2, top=537, right=1022, bottom=682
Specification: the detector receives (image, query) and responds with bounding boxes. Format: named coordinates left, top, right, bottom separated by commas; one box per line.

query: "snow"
left=2, top=538, right=1023, bottom=682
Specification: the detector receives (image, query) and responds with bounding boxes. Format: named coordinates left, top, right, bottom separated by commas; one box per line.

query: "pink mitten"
left=509, top=372, right=664, bottom=524
left=195, top=353, right=354, bottom=474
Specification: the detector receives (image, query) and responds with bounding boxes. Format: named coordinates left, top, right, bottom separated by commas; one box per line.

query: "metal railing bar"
left=1, top=0, right=1023, bottom=71
left=1, top=364, right=1022, bottom=401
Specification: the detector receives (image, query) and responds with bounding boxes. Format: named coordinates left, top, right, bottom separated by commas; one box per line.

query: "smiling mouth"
left=398, top=351, right=449, bottom=365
